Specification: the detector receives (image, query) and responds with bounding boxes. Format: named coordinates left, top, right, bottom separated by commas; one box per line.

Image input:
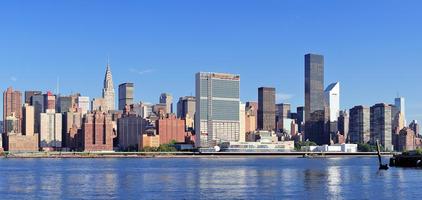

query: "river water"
left=0, top=157, right=419, bottom=199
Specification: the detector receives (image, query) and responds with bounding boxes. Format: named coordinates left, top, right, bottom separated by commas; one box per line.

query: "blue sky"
left=1, top=0, right=421, bottom=123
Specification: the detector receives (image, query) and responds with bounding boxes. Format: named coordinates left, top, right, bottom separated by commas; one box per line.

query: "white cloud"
left=10, top=76, right=17, bottom=82
left=129, top=68, right=155, bottom=75
left=276, top=93, right=294, bottom=102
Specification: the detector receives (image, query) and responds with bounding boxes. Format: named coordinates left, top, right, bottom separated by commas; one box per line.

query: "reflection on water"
left=0, top=157, right=421, bottom=199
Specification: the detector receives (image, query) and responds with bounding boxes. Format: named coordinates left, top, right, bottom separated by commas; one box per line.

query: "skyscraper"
left=77, top=96, right=90, bottom=115
left=304, top=53, right=328, bottom=145
left=258, top=87, right=276, bottom=131
left=195, top=72, right=240, bottom=147
left=394, top=97, right=406, bottom=125
left=31, top=94, right=44, bottom=134
left=159, top=93, right=173, bottom=114
left=324, top=82, right=340, bottom=122
left=349, top=106, right=370, bottom=144
left=337, top=110, right=349, bottom=142
left=118, top=83, right=134, bottom=110
left=40, top=109, right=62, bottom=149
left=177, top=96, right=196, bottom=130
left=276, top=103, right=291, bottom=131
left=370, top=103, right=393, bottom=151
left=24, top=91, right=41, bottom=104
left=296, top=106, right=305, bottom=133
left=3, top=87, right=22, bottom=134
left=177, top=96, right=196, bottom=119
left=44, top=91, right=56, bottom=111
left=102, top=61, right=115, bottom=111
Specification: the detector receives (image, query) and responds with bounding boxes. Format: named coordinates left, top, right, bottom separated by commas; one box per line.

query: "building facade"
left=102, top=62, right=115, bottom=111
left=40, top=109, right=62, bottom=149
left=118, top=114, right=147, bottom=151
left=177, top=96, right=196, bottom=130
left=195, top=72, right=241, bottom=147
left=304, top=53, right=328, bottom=145
left=82, top=112, right=114, bottom=151
left=159, top=93, right=173, bottom=114
left=118, top=83, right=134, bottom=111
left=77, top=96, right=90, bottom=115
left=276, top=103, right=291, bottom=131
left=349, top=106, right=370, bottom=144
left=370, top=103, right=393, bottom=151
left=4, top=104, right=39, bottom=152
left=3, top=87, right=22, bottom=134
left=258, top=87, right=276, bottom=131
left=324, top=82, right=340, bottom=122
left=24, top=91, right=41, bottom=104
left=156, top=114, right=187, bottom=145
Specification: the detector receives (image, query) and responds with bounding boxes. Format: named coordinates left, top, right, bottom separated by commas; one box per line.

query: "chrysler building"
left=102, top=60, right=115, bottom=111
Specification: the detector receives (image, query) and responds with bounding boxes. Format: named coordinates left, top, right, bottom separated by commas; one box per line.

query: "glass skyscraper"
left=195, top=72, right=240, bottom=147
left=304, top=53, right=329, bottom=144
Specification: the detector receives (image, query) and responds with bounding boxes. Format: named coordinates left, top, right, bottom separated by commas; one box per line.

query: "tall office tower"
left=258, top=87, right=276, bottom=131
left=159, top=93, right=173, bottom=114
left=24, top=91, right=41, bottom=104
left=195, top=72, right=241, bottom=147
left=337, top=110, right=349, bottom=142
left=118, top=83, right=134, bottom=110
left=44, top=91, right=56, bottom=111
left=304, top=53, right=328, bottom=145
left=77, top=96, right=90, bottom=115
left=3, top=87, right=22, bottom=134
left=370, top=103, right=393, bottom=151
left=409, top=120, right=420, bottom=136
left=177, top=96, right=196, bottom=119
left=40, top=109, right=62, bottom=149
left=82, top=112, right=113, bottom=151
left=102, top=61, right=116, bottom=111
left=324, top=82, right=340, bottom=122
left=349, top=106, right=370, bottom=144
left=31, top=94, right=44, bottom=134
left=177, top=96, right=196, bottom=130
left=57, top=96, right=73, bottom=113
left=276, top=103, right=291, bottom=119
left=394, top=97, right=406, bottom=126
left=296, top=106, right=305, bottom=133
left=276, top=103, right=291, bottom=131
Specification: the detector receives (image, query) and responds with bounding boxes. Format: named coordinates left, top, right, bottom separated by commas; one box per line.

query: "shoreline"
left=0, top=151, right=396, bottom=159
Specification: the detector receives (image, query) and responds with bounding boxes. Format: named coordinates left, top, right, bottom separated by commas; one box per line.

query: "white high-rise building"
left=195, top=72, right=241, bottom=147
left=394, top=97, right=406, bottom=125
left=324, top=82, right=340, bottom=122
left=40, top=109, right=62, bottom=148
left=78, top=96, right=90, bottom=115
left=102, top=61, right=115, bottom=111
left=239, top=103, right=246, bottom=142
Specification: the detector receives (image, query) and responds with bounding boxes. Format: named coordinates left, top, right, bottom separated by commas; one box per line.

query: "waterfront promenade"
left=1, top=151, right=396, bottom=158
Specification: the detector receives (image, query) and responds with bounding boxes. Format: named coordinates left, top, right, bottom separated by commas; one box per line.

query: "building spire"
left=106, top=55, right=110, bottom=70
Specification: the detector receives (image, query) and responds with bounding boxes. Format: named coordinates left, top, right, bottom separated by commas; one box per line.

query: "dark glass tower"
left=304, top=53, right=329, bottom=144
left=258, top=87, right=276, bottom=131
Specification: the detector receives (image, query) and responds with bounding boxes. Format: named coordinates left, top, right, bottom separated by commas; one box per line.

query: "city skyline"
left=1, top=0, right=422, bottom=124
